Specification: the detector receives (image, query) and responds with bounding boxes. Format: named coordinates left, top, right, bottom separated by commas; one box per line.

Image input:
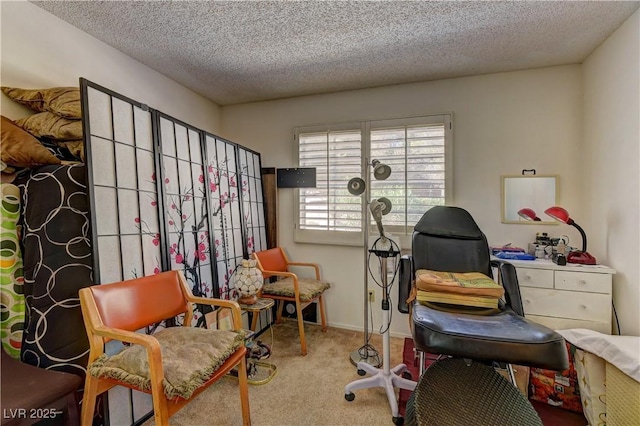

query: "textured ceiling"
left=32, top=1, right=639, bottom=106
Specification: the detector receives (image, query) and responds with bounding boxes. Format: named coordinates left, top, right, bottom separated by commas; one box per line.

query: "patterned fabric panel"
left=530, top=343, right=583, bottom=413
left=0, top=183, right=25, bottom=358
left=20, top=164, right=91, bottom=376
left=574, top=348, right=606, bottom=426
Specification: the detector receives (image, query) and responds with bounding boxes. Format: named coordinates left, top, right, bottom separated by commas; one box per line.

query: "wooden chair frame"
left=78, top=270, right=250, bottom=426
left=252, top=247, right=328, bottom=356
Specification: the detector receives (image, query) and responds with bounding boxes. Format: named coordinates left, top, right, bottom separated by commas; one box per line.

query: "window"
left=369, top=116, right=451, bottom=238
left=294, top=123, right=364, bottom=245
left=295, top=115, right=452, bottom=246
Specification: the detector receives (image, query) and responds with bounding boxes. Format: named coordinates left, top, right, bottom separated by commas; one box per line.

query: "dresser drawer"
left=554, top=271, right=612, bottom=294
left=521, top=287, right=611, bottom=323
left=515, top=267, right=554, bottom=289
left=524, top=314, right=612, bottom=334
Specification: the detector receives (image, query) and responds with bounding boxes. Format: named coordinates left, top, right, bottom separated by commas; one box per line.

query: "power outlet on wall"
left=368, top=290, right=375, bottom=302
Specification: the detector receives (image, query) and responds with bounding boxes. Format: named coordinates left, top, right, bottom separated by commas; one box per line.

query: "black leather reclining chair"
left=399, top=206, right=569, bottom=426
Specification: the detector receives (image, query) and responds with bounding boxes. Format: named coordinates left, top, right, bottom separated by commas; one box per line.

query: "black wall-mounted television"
left=276, top=168, right=316, bottom=188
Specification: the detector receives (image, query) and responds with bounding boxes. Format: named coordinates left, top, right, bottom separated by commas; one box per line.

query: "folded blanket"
left=558, top=328, right=639, bottom=382
left=415, top=269, right=504, bottom=298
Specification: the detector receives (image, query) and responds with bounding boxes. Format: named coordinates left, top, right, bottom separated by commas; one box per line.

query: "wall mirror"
left=501, top=175, right=559, bottom=224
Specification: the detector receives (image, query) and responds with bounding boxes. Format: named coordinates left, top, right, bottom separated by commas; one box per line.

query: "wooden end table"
left=238, top=297, right=277, bottom=385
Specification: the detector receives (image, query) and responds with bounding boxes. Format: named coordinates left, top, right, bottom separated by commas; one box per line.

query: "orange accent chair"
left=78, top=270, right=250, bottom=426
left=252, top=247, right=330, bottom=356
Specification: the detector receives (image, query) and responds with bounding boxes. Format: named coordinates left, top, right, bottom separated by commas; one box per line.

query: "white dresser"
left=502, top=259, right=616, bottom=334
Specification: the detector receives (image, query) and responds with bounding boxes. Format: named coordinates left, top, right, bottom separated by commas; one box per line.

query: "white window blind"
left=295, top=125, right=364, bottom=245
left=295, top=115, right=451, bottom=246
left=369, top=121, right=447, bottom=236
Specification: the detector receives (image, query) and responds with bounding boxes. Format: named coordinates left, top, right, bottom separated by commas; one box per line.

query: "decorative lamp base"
left=238, top=294, right=258, bottom=305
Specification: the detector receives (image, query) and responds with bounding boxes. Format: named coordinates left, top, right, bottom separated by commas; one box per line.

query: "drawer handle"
left=524, top=275, right=531, bottom=281
left=580, top=304, right=587, bottom=310
left=579, top=280, right=587, bottom=285
left=525, top=299, right=531, bottom=304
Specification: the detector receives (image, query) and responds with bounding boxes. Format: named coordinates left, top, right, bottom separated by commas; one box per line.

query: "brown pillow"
left=1, top=87, right=81, bottom=119
left=1, top=116, right=61, bottom=167
left=14, top=112, right=82, bottom=141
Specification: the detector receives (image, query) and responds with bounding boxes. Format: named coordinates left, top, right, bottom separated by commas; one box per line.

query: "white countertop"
left=492, top=257, right=616, bottom=274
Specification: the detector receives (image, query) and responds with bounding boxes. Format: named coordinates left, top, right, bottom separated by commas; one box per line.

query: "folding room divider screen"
left=80, top=78, right=266, bottom=425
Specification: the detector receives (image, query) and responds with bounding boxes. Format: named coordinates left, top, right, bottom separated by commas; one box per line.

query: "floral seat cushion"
left=88, top=327, right=244, bottom=400
left=262, top=278, right=330, bottom=302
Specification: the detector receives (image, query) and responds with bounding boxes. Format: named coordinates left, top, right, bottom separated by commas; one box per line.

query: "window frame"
left=294, top=114, right=453, bottom=247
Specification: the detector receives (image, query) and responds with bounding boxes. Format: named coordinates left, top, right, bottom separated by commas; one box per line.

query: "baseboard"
left=327, top=322, right=412, bottom=339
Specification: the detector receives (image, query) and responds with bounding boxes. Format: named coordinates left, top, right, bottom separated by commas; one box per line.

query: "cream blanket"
left=558, top=328, right=640, bottom=382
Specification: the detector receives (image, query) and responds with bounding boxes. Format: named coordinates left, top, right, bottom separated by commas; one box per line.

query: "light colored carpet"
left=144, top=320, right=408, bottom=426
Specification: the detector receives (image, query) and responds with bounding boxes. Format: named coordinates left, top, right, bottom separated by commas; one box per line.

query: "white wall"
left=582, top=10, right=640, bottom=336
left=0, top=1, right=221, bottom=132
left=222, top=66, right=584, bottom=336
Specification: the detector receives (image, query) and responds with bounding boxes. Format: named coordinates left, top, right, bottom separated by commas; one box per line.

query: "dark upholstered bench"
left=1, top=350, right=82, bottom=426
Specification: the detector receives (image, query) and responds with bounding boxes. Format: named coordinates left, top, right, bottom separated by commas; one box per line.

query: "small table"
left=239, top=297, right=275, bottom=332
left=238, top=297, right=277, bottom=385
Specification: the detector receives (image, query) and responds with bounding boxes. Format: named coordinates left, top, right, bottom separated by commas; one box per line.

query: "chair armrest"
left=93, top=325, right=161, bottom=349
left=259, top=270, right=301, bottom=298
left=186, top=296, right=243, bottom=331
left=491, top=259, right=525, bottom=316
left=398, top=255, right=414, bottom=314
left=260, top=269, right=297, bottom=282
left=92, top=325, right=165, bottom=386
left=286, top=261, right=321, bottom=280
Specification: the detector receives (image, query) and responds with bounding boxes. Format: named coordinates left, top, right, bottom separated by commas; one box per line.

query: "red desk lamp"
left=517, top=208, right=541, bottom=221
left=544, top=206, right=596, bottom=265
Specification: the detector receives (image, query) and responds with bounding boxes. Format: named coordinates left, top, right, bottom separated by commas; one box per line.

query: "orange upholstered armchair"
left=78, top=270, right=250, bottom=426
left=252, top=247, right=330, bottom=356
